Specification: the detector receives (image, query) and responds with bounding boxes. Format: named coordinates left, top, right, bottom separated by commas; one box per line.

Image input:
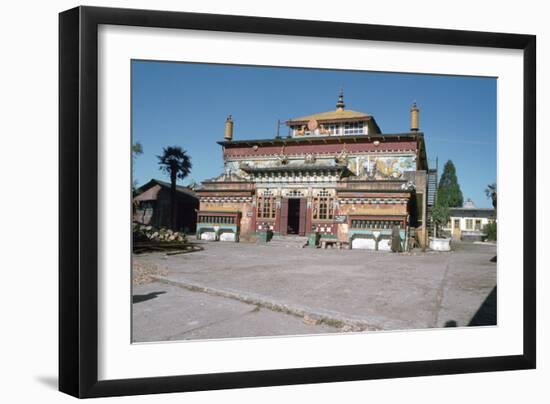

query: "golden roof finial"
left=410, top=101, right=419, bottom=132
left=336, top=88, right=345, bottom=111
left=224, top=115, right=234, bottom=140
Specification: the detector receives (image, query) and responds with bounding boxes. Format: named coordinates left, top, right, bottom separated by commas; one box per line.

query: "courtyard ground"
left=132, top=241, right=497, bottom=342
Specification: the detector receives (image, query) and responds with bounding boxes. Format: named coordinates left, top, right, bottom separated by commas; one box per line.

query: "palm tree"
left=485, top=183, right=497, bottom=262
left=132, top=142, right=144, bottom=192
left=157, top=146, right=192, bottom=229
left=132, top=142, right=143, bottom=157
left=485, top=183, right=497, bottom=210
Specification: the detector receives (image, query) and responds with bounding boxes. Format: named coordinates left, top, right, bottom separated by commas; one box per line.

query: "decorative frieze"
left=200, top=196, right=253, bottom=203
left=283, top=188, right=307, bottom=197
left=250, top=170, right=344, bottom=183
left=312, top=223, right=335, bottom=235
left=339, top=198, right=408, bottom=205
left=257, top=222, right=275, bottom=231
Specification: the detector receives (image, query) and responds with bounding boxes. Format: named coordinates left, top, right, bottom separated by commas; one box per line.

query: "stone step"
left=270, top=236, right=308, bottom=242
left=267, top=236, right=308, bottom=248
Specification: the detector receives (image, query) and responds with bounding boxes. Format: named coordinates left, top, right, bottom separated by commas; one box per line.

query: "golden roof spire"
left=336, top=88, right=345, bottom=111
left=224, top=115, right=234, bottom=140
left=410, top=101, right=419, bottom=132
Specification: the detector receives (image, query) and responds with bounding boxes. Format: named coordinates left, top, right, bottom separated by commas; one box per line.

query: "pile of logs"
left=133, top=223, right=204, bottom=255
left=133, top=223, right=186, bottom=243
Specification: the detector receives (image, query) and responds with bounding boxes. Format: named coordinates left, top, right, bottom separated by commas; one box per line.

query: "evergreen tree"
left=437, top=160, right=463, bottom=208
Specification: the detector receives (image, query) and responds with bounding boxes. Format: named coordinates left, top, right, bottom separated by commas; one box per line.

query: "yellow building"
left=442, top=199, right=496, bottom=241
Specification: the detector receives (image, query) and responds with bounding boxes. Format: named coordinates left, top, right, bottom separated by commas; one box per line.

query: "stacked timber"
left=132, top=223, right=186, bottom=243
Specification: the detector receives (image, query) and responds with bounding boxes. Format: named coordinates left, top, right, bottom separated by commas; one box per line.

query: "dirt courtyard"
left=132, top=241, right=497, bottom=342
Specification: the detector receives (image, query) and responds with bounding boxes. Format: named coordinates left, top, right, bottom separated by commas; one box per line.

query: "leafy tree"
left=437, top=160, right=463, bottom=208
left=484, top=183, right=497, bottom=256
left=431, top=203, right=449, bottom=238
left=157, top=146, right=192, bottom=229
left=484, top=222, right=497, bottom=241
left=485, top=183, right=497, bottom=210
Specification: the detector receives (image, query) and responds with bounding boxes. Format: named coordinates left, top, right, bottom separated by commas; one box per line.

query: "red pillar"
left=305, top=197, right=313, bottom=235
left=298, top=198, right=307, bottom=236
left=273, top=198, right=281, bottom=233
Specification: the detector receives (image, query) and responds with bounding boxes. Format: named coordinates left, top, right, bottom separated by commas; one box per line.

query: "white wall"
left=447, top=216, right=492, bottom=232
left=0, top=1, right=547, bottom=403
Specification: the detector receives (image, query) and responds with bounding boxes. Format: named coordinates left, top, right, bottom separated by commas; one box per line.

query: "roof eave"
left=217, top=132, right=423, bottom=147
left=240, top=164, right=351, bottom=174
left=286, top=116, right=371, bottom=125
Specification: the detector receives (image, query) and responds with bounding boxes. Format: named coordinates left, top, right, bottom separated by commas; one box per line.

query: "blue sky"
left=132, top=61, right=496, bottom=208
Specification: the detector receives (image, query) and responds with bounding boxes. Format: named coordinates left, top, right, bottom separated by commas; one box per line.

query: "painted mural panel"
left=348, top=155, right=416, bottom=179
left=200, top=201, right=245, bottom=212
left=339, top=203, right=408, bottom=216
left=224, top=154, right=416, bottom=181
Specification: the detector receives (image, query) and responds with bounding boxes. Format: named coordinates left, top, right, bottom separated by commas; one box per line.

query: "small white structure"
left=219, top=232, right=236, bottom=242
left=351, top=238, right=376, bottom=250
left=440, top=199, right=496, bottom=241
left=200, top=231, right=217, bottom=241
left=429, top=237, right=451, bottom=251
left=377, top=239, right=392, bottom=251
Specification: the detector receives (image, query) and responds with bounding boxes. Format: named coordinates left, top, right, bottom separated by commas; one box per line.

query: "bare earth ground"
left=132, top=261, right=167, bottom=285
left=132, top=241, right=497, bottom=342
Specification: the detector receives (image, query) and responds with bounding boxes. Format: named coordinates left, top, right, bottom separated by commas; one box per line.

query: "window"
left=454, top=219, right=460, bottom=229
left=257, top=191, right=276, bottom=219
left=139, top=200, right=154, bottom=210
left=351, top=219, right=402, bottom=229
left=343, top=121, right=364, bottom=135
left=198, top=215, right=235, bottom=224
left=293, top=126, right=309, bottom=136
left=313, top=190, right=334, bottom=220
left=321, top=123, right=340, bottom=135
left=465, top=219, right=473, bottom=230
left=475, top=219, right=482, bottom=231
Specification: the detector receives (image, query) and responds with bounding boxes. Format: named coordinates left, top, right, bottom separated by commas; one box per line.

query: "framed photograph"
left=59, top=6, right=536, bottom=398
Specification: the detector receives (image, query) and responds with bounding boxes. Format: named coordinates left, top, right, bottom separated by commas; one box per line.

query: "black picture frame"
left=59, top=6, right=536, bottom=398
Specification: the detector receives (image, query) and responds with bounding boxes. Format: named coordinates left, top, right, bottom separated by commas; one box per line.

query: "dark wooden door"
left=280, top=198, right=289, bottom=235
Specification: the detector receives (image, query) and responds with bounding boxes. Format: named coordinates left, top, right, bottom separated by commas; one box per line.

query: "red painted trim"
left=196, top=191, right=253, bottom=197
left=223, top=141, right=417, bottom=158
